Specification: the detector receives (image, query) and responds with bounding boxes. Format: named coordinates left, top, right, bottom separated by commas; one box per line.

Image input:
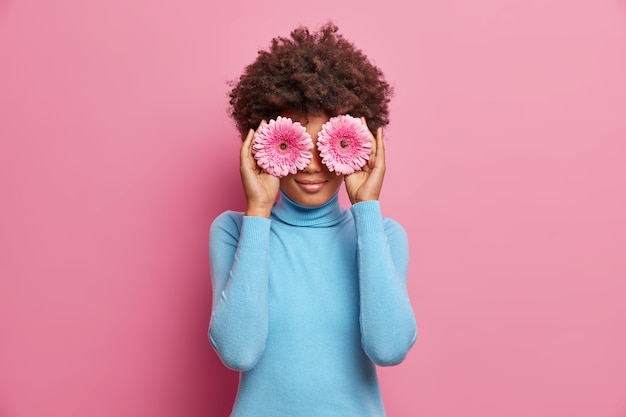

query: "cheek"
left=328, top=174, right=344, bottom=190
left=278, top=176, right=294, bottom=191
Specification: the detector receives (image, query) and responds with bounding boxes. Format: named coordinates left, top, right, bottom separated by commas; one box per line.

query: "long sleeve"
left=208, top=212, right=271, bottom=371
left=351, top=201, right=418, bottom=366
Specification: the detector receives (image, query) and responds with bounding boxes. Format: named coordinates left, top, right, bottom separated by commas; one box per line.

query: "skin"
left=240, top=113, right=386, bottom=218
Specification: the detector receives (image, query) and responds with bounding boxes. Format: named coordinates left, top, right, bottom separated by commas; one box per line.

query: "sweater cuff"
left=350, top=200, right=384, bottom=236
left=240, top=216, right=271, bottom=249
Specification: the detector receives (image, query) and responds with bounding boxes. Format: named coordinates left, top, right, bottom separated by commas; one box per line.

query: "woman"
left=209, top=22, right=417, bottom=417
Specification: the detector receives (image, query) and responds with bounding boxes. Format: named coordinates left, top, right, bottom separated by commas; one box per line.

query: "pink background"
left=1, top=0, right=625, bottom=416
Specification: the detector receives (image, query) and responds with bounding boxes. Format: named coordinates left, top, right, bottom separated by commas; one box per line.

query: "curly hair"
left=228, top=22, right=393, bottom=138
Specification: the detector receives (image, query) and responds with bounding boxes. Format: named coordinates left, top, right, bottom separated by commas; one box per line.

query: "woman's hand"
left=240, top=122, right=280, bottom=218
left=344, top=118, right=385, bottom=205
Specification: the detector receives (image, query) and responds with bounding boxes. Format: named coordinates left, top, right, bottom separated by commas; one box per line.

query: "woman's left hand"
left=344, top=118, right=385, bottom=205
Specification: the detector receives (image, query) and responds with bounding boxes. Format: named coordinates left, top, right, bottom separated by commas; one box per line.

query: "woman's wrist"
left=245, top=204, right=273, bottom=218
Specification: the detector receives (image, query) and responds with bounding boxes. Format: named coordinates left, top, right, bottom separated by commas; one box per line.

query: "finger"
left=240, top=128, right=255, bottom=160
left=241, top=120, right=268, bottom=158
left=373, top=127, right=385, bottom=169
left=361, top=117, right=376, bottom=169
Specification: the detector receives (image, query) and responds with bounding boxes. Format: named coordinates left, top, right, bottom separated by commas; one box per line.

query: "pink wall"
left=1, top=0, right=625, bottom=416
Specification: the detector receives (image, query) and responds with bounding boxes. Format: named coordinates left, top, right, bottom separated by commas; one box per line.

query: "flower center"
left=339, top=139, right=348, bottom=148
left=279, top=143, right=287, bottom=150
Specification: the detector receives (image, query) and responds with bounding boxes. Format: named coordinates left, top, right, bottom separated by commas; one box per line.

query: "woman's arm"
left=209, top=124, right=280, bottom=371
left=208, top=212, right=271, bottom=371
left=352, top=201, right=417, bottom=366
left=344, top=120, right=417, bottom=365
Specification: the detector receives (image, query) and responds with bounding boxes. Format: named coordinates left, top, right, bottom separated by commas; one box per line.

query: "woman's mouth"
left=296, top=179, right=326, bottom=193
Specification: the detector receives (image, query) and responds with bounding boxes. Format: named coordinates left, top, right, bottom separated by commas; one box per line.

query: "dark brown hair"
left=228, top=22, right=393, bottom=138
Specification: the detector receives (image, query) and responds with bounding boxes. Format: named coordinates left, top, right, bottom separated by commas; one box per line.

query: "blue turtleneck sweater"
left=209, top=192, right=417, bottom=417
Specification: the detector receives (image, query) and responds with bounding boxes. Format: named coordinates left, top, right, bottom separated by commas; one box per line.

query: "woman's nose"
left=303, top=141, right=322, bottom=173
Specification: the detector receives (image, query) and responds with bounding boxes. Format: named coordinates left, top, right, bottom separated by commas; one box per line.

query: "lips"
left=295, top=178, right=326, bottom=193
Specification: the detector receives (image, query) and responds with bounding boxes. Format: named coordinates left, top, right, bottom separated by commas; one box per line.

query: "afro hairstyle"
left=228, top=22, right=393, bottom=138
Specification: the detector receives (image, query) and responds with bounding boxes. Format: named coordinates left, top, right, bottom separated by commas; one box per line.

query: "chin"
left=289, top=193, right=331, bottom=207
left=281, top=186, right=339, bottom=207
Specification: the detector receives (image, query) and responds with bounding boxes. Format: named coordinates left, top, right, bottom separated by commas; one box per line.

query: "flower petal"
left=252, top=116, right=314, bottom=177
left=316, top=115, right=372, bottom=175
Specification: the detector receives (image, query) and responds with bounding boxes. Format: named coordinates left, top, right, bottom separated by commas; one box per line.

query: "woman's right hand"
left=240, top=122, right=280, bottom=218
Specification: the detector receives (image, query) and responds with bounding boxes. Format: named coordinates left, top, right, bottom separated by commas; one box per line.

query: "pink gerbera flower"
left=252, top=116, right=314, bottom=178
left=317, top=115, right=372, bottom=175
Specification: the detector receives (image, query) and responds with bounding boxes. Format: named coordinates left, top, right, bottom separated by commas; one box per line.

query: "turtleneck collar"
left=271, top=190, right=347, bottom=227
